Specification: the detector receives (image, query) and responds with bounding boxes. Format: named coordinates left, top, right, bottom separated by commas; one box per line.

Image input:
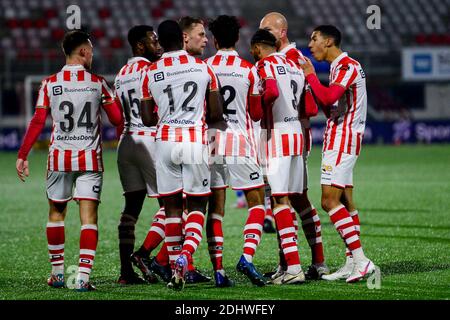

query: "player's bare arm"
left=140, top=98, right=158, bottom=127
left=206, top=88, right=224, bottom=125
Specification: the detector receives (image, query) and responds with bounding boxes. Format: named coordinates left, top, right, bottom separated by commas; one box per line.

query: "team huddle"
left=16, top=12, right=375, bottom=292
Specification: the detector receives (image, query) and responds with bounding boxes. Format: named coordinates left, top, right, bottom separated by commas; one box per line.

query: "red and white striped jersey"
left=280, top=42, right=306, bottom=68
left=37, top=64, right=114, bottom=172
left=205, top=50, right=259, bottom=158
left=323, top=52, right=367, bottom=157
left=280, top=44, right=313, bottom=153
left=115, top=57, right=156, bottom=138
left=140, top=50, right=219, bottom=144
left=256, top=52, right=303, bottom=158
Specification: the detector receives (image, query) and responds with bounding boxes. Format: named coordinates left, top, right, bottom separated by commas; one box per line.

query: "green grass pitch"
left=1, top=145, right=449, bottom=300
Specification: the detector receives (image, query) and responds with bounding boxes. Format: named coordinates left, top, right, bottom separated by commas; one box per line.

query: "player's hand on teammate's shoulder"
left=16, top=158, right=29, bottom=182
left=300, top=57, right=316, bottom=77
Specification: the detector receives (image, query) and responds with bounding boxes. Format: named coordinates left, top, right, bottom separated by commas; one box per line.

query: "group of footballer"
left=16, top=11, right=376, bottom=292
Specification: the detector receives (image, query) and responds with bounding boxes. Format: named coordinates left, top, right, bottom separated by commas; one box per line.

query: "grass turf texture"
left=1, top=145, right=449, bottom=300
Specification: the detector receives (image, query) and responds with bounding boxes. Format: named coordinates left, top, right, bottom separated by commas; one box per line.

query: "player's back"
left=115, top=57, right=154, bottom=136
left=257, top=53, right=302, bottom=133
left=44, top=64, right=113, bottom=171
left=256, top=53, right=304, bottom=158
left=147, top=50, right=218, bottom=144
left=205, top=50, right=259, bottom=157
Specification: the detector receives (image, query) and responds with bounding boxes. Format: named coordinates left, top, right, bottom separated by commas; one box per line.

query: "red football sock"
left=328, top=205, right=361, bottom=253
left=243, top=205, right=265, bottom=263
left=46, top=221, right=65, bottom=275
left=290, top=208, right=298, bottom=240
left=299, top=206, right=325, bottom=264
left=155, top=242, right=169, bottom=266
left=273, top=206, right=301, bottom=272
left=78, top=224, right=98, bottom=281
left=207, top=213, right=224, bottom=271
left=164, top=217, right=183, bottom=269
left=181, top=211, right=205, bottom=260
left=141, top=207, right=166, bottom=252
left=346, top=210, right=361, bottom=258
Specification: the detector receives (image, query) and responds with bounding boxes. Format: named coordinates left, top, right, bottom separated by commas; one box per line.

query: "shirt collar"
left=331, top=52, right=348, bottom=69
left=62, top=64, right=85, bottom=70
left=216, top=49, right=239, bottom=56
left=268, top=52, right=284, bottom=58
left=127, top=56, right=151, bottom=64
left=161, top=50, right=188, bottom=59
left=279, top=43, right=297, bottom=55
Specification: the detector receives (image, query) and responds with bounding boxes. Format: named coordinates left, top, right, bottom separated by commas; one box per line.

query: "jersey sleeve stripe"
left=42, top=80, right=50, bottom=107
left=207, top=66, right=219, bottom=91
left=141, top=72, right=151, bottom=99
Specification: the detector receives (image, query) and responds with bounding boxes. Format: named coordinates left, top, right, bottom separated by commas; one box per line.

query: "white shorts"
left=46, top=171, right=103, bottom=202
left=264, top=156, right=304, bottom=196
left=210, top=159, right=228, bottom=189
left=117, top=134, right=158, bottom=197
left=156, top=141, right=211, bottom=197
left=210, top=156, right=265, bottom=191
left=321, top=150, right=358, bottom=188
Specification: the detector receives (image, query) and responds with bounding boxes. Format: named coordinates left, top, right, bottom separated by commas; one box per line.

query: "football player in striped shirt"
left=260, top=12, right=329, bottom=280
left=250, top=29, right=305, bottom=284
left=16, top=30, right=123, bottom=291
left=206, top=15, right=266, bottom=287
left=139, top=20, right=223, bottom=290
left=176, top=16, right=214, bottom=284
left=114, top=25, right=167, bottom=285
left=300, top=25, right=375, bottom=283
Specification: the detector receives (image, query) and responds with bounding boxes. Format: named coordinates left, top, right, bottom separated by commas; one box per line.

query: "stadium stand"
left=0, top=0, right=449, bottom=121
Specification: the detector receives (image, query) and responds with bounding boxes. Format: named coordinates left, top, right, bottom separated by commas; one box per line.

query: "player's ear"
left=325, top=37, right=334, bottom=48
left=183, top=31, right=189, bottom=44
left=79, top=46, right=87, bottom=58
left=136, top=41, right=145, bottom=52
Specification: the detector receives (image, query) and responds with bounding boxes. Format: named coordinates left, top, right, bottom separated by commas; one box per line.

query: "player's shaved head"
left=260, top=12, right=288, bottom=30
left=259, top=12, right=288, bottom=49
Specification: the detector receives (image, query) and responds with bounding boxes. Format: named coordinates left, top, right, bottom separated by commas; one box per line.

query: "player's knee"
left=321, top=196, right=335, bottom=213
left=49, top=201, right=67, bottom=215
left=245, top=187, right=264, bottom=208
left=187, top=196, right=208, bottom=213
